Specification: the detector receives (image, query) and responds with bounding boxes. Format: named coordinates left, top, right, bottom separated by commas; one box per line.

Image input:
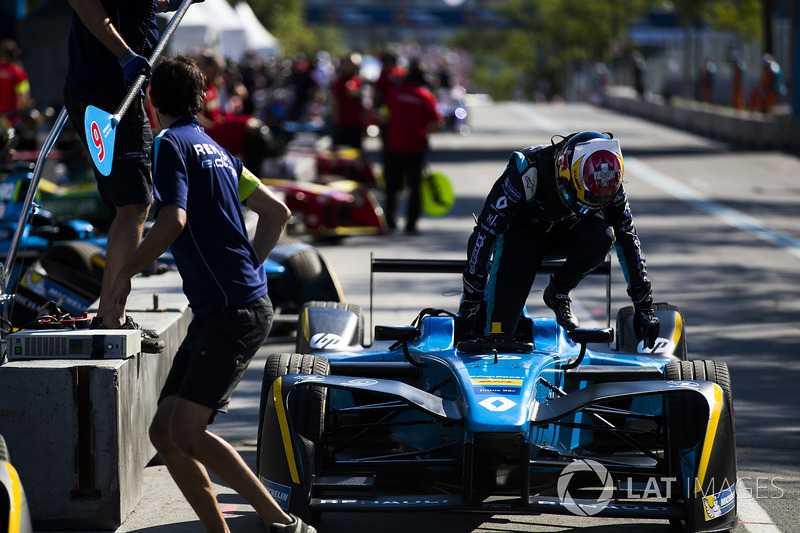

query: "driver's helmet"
left=555, top=131, right=623, bottom=215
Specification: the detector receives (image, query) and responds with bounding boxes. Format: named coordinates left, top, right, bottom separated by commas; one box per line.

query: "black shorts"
left=63, top=88, right=154, bottom=208
left=159, top=295, right=273, bottom=419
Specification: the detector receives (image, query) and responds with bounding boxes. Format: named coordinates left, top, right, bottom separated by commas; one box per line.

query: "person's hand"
left=118, top=49, right=151, bottom=88
left=628, top=283, right=660, bottom=349
left=459, top=272, right=486, bottom=335
left=458, top=297, right=485, bottom=336
left=633, top=307, right=660, bottom=349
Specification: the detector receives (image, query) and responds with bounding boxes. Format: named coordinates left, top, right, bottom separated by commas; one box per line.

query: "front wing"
left=258, top=374, right=736, bottom=532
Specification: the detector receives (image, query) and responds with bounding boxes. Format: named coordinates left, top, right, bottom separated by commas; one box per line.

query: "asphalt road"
left=114, top=101, right=799, bottom=533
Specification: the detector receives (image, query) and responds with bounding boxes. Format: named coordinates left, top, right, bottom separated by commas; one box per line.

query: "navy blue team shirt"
left=152, top=117, right=267, bottom=315
left=65, top=0, right=159, bottom=96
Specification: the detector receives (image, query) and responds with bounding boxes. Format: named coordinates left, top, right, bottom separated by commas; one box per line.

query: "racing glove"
left=628, top=283, right=660, bottom=349
left=458, top=273, right=486, bottom=335
left=118, top=49, right=151, bottom=88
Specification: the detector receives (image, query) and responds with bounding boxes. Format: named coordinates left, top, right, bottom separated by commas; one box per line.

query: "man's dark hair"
left=150, top=54, right=205, bottom=118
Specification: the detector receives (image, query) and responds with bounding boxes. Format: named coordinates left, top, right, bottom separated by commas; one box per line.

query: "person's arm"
left=68, top=0, right=130, bottom=57
left=107, top=205, right=186, bottom=324
left=245, top=183, right=291, bottom=264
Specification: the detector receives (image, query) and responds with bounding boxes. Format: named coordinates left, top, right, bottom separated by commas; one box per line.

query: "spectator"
left=700, top=57, right=717, bottom=103
left=749, top=53, right=784, bottom=114
left=382, top=61, right=443, bottom=235
left=632, top=51, right=646, bottom=100
left=107, top=54, right=311, bottom=533
left=731, top=51, right=747, bottom=110
left=329, top=53, right=366, bottom=150
left=63, top=0, right=182, bottom=352
left=196, top=48, right=225, bottom=129
left=287, top=54, right=319, bottom=122
left=0, top=39, right=31, bottom=126
left=373, top=49, right=406, bottom=166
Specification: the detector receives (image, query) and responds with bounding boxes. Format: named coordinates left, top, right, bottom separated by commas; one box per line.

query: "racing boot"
left=543, top=276, right=580, bottom=331
left=270, top=514, right=316, bottom=533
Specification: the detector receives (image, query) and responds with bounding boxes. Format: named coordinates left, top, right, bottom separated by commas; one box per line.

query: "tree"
left=246, top=0, right=346, bottom=58
left=450, top=0, right=654, bottom=100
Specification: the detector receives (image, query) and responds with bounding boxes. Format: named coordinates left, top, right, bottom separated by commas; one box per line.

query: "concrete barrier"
left=0, top=270, right=190, bottom=530
left=602, top=87, right=800, bottom=154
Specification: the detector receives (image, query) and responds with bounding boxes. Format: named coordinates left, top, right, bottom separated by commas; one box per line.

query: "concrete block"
left=0, top=271, right=191, bottom=529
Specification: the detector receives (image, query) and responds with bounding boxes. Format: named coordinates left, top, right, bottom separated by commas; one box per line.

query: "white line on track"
left=625, top=158, right=800, bottom=261
left=512, top=101, right=787, bottom=532
left=509, top=102, right=800, bottom=261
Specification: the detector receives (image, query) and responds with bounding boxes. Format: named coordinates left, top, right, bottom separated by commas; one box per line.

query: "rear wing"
left=368, top=254, right=611, bottom=338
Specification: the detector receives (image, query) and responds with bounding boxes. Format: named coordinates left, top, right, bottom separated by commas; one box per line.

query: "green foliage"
left=452, top=0, right=654, bottom=100
left=703, top=0, right=762, bottom=45
left=246, top=0, right=347, bottom=57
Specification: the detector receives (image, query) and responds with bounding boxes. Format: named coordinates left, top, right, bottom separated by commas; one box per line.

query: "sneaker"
left=543, top=280, right=580, bottom=331
left=122, top=316, right=165, bottom=353
left=90, top=315, right=165, bottom=353
left=270, top=514, right=316, bottom=533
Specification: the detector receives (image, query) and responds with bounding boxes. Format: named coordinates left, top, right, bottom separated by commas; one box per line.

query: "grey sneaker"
left=122, top=316, right=165, bottom=353
left=543, top=282, right=580, bottom=331
left=270, top=514, right=316, bottom=533
left=92, top=315, right=165, bottom=353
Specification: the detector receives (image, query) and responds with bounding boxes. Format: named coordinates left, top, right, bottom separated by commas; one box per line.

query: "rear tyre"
left=296, top=300, right=363, bottom=353
left=38, top=241, right=104, bottom=296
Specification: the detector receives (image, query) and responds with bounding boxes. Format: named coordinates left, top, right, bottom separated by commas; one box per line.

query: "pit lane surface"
left=118, top=101, right=798, bottom=533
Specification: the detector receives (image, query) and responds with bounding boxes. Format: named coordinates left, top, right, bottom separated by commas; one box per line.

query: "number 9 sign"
left=90, top=121, right=105, bottom=163
left=84, top=104, right=116, bottom=176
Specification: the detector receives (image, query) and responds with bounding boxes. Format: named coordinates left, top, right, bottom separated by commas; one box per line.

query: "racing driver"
left=458, top=131, right=660, bottom=348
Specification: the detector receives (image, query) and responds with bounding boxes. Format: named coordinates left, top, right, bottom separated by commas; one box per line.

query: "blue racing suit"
left=460, top=143, right=652, bottom=337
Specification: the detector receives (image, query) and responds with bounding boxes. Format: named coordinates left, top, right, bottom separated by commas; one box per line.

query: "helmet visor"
left=560, top=138, right=622, bottom=213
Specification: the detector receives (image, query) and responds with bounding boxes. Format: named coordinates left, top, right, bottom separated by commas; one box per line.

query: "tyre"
left=38, top=241, right=104, bottom=296
left=663, top=360, right=736, bottom=533
left=257, top=353, right=330, bottom=461
left=296, top=300, right=363, bottom=353
left=0, top=434, right=8, bottom=463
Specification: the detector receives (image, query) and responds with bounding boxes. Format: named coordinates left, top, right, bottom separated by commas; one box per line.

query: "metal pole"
left=113, top=0, right=195, bottom=124
left=1, top=106, right=68, bottom=297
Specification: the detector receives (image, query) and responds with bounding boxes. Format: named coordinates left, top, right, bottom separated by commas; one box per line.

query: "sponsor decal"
left=310, top=332, right=346, bottom=350
left=467, top=234, right=485, bottom=274
left=473, top=387, right=521, bottom=396
left=664, top=380, right=701, bottom=389
left=478, top=396, right=516, bottom=411
left=346, top=378, right=378, bottom=387
left=557, top=459, right=614, bottom=516
left=261, top=477, right=291, bottom=510
left=476, top=354, right=521, bottom=361
left=637, top=337, right=675, bottom=354
left=316, top=497, right=452, bottom=506
left=471, top=378, right=523, bottom=386
left=521, top=167, right=538, bottom=200
left=703, top=485, right=736, bottom=520
left=494, top=195, right=508, bottom=211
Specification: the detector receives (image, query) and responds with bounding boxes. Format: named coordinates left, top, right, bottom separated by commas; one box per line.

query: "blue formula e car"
left=256, top=257, right=737, bottom=533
